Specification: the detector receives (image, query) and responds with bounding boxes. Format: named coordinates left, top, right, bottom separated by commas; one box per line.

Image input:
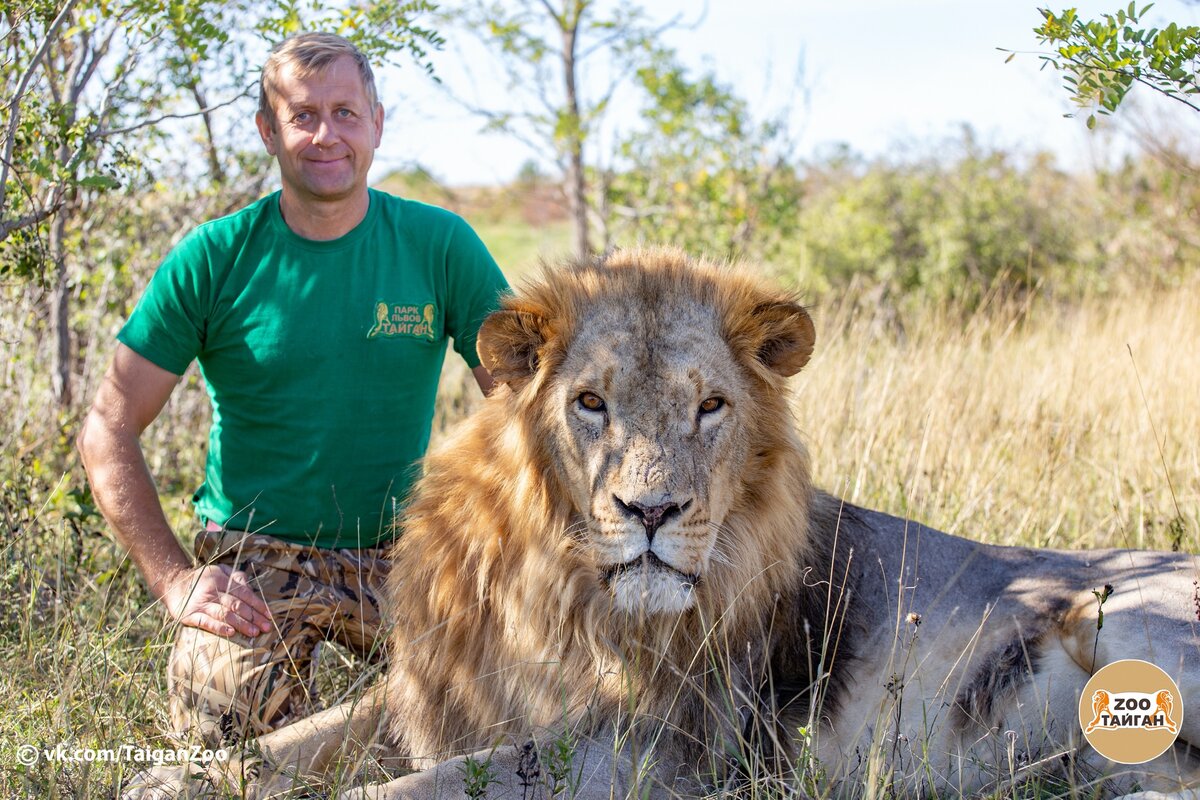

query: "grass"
left=795, top=281, right=1199, bottom=554
left=1, top=236, right=1197, bottom=797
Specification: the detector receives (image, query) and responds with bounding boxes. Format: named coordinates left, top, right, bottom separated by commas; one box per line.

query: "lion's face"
left=478, top=250, right=815, bottom=617
left=545, top=297, right=755, bottom=614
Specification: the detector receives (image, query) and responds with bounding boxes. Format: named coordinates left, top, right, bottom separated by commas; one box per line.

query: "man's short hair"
left=259, top=32, right=379, bottom=127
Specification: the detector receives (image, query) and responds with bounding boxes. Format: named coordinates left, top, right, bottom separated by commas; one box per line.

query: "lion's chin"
left=604, top=554, right=699, bottom=615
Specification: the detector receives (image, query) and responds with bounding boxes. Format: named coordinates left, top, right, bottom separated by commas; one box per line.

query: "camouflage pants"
left=167, top=529, right=391, bottom=746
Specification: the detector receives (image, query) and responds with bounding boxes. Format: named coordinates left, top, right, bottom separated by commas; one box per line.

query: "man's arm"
left=471, top=364, right=494, bottom=396
left=77, top=343, right=272, bottom=638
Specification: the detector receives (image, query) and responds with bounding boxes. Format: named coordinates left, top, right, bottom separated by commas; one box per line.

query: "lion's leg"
left=207, top=681, right=392, bottom=797
left=339, top=737, right=664, bottom=800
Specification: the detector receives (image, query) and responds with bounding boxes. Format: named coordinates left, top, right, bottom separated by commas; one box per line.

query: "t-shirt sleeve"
left=117, top=229, right=212, bottom=376
left=443, top=218, right=510, bottom=369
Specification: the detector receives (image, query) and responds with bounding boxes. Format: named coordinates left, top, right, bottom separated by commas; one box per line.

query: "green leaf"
left=1087, top=113, right=1097, bottom=129
left=78, top=175, right=121, bottom=190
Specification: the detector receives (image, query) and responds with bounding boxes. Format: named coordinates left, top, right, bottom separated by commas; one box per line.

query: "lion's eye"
left=699, top=397, right=725, bottom=415
left=578, top=392, right=606, bottom=412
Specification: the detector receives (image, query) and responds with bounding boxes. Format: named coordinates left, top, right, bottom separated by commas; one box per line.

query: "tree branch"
left=0, top=202, right=61, bottom=242
left=88, top=89, right=252, bottom=141
left=1131, top=74, right=1200, bottom=113
left=75, top=17, right=123, bottom=99
left=0, top=0, right=80, bottom=214
left=535, top=0, right=564, bottom=27
left=1054, top=53, right=1200, bottom=114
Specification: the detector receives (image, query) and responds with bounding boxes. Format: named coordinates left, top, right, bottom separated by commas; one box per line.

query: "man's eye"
left=293, top=112, right=312, bottom=123
left=336, top=108, right=352, bottom=118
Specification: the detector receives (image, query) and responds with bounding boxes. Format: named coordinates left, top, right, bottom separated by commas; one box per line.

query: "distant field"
left=470, top=218, right=573, bottom=277
left=374, top=171, right=574, bottom=277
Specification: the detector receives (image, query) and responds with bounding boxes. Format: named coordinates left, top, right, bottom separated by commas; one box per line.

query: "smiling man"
left=77, top=33, right=509, bottom=745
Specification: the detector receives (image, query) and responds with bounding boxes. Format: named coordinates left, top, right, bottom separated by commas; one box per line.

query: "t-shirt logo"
left=368, top=301, right=437, bottom=340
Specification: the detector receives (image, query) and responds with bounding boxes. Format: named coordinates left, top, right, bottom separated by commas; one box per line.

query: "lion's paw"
left=119, top=764, right=215, bottom=800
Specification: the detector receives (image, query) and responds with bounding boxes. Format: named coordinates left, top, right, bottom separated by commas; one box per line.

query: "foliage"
left=459, top=749, right=497, bottom=800
left=0, top=0, right=442, bottom=280
left=440, top=2, right=801, bottom=263
left=1032, top=3, right=1200, bottom=126
left=440, top=0, right=651, bottom=153
left=774, top=126, right=1200, bottom=308
left=256, top=0, right=443, bottom=73
left=438, top=0, right=686, bottom=257
left=0, top=0, right=443, bottom=407
left=602, top=49, right=802, bottom=262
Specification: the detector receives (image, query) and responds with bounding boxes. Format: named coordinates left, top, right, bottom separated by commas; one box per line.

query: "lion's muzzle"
left=612, top=495, right=693, bottom=542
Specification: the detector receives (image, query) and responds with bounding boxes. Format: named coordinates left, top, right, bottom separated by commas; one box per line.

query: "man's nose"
left=312, top=114, right=340, bottom=147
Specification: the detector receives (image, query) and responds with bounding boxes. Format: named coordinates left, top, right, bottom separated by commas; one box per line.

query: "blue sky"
left=369, top=0, right=1200, bottom=185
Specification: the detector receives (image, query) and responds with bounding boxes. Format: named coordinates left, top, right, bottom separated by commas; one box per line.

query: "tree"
left=438, top=0, right=681, bottom=259
left=602, top=49, right=802, bottom=262
left=1031, top=3, right=1200, bottom=126
left=439, top=2, right=803, bottom=263
left=0, top=0, right=441, bottom=407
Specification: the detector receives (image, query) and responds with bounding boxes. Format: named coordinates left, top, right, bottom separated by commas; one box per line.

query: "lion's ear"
left=750, top=301, right=815, bottom=377
left=477, top=309, right=549, bottom=390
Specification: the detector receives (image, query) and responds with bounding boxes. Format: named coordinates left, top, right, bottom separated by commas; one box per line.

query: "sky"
left=367, top=0, right=1200, bottom=186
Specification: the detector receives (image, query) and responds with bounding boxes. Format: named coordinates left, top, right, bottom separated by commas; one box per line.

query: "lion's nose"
left=613, top=496, right=691, bottom=543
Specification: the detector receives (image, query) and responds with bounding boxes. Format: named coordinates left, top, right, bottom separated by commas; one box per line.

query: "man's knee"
left=168, top=532, right=392, bottom=745
left=167, top=618, right=322, bottom=745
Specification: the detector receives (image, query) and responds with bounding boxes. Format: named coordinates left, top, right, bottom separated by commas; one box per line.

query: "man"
left=77, top=32, right=509, bottom=745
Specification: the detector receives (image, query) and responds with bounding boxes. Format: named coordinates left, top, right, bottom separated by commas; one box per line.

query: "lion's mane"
left=384, top=249, right=821, bottom=771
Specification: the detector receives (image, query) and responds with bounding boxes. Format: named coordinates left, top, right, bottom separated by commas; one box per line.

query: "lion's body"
left=139, top=249, right=1200, bottom=800
left=805, top=503, right=1199, bottom=795
left=373, top=249, right=1199, bottom=797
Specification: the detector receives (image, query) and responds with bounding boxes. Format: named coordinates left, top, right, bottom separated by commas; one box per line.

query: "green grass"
left=470, top=218, right=573, bottom=278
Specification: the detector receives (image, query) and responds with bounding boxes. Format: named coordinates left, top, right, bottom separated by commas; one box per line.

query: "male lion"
left=139, top=248, right=1199, bottom=799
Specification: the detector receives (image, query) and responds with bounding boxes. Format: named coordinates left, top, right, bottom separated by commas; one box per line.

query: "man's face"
left=255, top=55, right=383, bottom=206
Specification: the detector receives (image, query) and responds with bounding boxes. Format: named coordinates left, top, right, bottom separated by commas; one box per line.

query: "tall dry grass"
left=795, top=281, right=1200, bottom=553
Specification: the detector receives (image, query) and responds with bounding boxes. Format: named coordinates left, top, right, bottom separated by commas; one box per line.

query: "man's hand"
left=162, top=564, right=274, bottom=639
left=79, top=346, right=277, bottom=643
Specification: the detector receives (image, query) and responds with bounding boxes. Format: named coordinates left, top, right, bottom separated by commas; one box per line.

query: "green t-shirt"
left=119, top=189, right=509, bottom=548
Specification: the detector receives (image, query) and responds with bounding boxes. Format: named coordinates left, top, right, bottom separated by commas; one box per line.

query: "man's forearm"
left=77, top=413, right=192, bottom=599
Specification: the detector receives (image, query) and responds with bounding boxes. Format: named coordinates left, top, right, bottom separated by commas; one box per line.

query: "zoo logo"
left=1079, top=659, right=1183, bottom=764
left=367, top=301, right=437, bottom=341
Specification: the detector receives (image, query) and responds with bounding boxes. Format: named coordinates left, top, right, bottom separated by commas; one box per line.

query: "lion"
left=136, top=248, right=1200, bottom=800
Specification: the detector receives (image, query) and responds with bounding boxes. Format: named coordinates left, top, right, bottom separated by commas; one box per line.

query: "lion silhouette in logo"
left=1156, top=690, right=1180, bottom=734
left=1086, top=689, right=1113, bottom=734
left=135, top=248, right=1200, bottom=799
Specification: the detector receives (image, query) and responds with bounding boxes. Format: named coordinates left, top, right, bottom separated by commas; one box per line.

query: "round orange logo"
left=1079, top=659, right=1182, bottom=764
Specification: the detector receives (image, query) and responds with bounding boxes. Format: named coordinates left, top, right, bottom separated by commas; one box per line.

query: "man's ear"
left=477, top=308, right=551, bottom=391
left=372, top=103, right=384, bottom=148
left=748, top=300, right=815, bottom=377
left=255, top=111, right=277, bottom=156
